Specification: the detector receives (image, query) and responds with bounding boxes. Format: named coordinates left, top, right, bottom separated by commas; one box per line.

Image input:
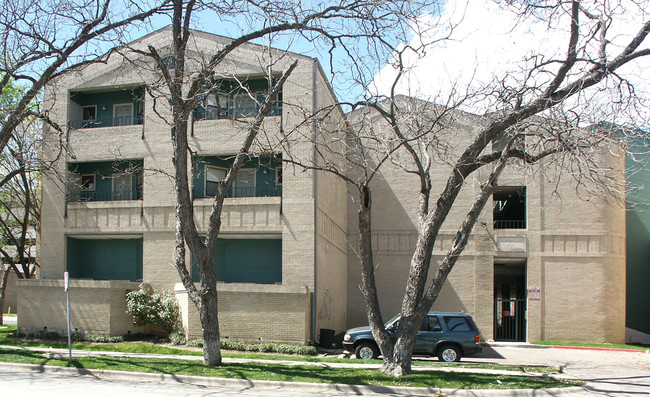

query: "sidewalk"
left=0, top=344, right=588, bottom=396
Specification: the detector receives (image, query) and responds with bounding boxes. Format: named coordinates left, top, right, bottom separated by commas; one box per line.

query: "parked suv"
left=343, top=312, right=482, bottom=362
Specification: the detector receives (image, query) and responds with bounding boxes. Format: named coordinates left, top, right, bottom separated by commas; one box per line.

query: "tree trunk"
left=0, top=267, right=8, bottom=325
left=200, top=284, right=222, bottom=366
left=381, top=339, right=414, bottom=377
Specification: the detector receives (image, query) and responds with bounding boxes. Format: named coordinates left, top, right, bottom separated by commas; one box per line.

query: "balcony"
left=193, top=78, right=282, bottom=121
left=493, top=186, right=526, bottom=230
left=69, top=115, right=144, bottom=130
left=193, top=155, right=282, bottom=199
left=69, top=86, right=144, bottom=130
left=67, top=160, right=143, bottom=203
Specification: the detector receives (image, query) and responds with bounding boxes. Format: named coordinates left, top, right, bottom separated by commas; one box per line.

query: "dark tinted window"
left=443, top=316, right=471, bottom=332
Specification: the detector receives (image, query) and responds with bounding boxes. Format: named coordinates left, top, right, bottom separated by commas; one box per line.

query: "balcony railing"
left=198, top=104, right=282, bottom=121
left=229, top=186, right=281, bottom=198
left=67, top=190, right=143, bottom=202
left=493, top=219, right=527, bottom=229
left=69, top=116, right=144, bottom=129
left=204, top=185, right=281, bottom=199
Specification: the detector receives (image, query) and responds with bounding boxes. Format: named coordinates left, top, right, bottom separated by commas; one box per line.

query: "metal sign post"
left=64, top=272, right=71, bottom=361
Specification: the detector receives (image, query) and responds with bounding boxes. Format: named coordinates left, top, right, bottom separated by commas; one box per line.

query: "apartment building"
left=20, top=26, right=348, bottom=343
left=20, top=28, right=627, bottom=345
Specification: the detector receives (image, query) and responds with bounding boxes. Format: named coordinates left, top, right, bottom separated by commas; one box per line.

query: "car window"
left=426, top=315, right=442, bottom=331
left=443, top=316, right=471, bottom=332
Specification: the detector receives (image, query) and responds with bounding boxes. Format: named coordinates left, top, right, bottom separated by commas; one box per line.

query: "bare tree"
left=0, top=117, right=40, bottom=324
left=134, top=0, right=435, bottom=366
left=0, top=0, right=174, bottom=155
left=280, top=0, right=649, bottom=376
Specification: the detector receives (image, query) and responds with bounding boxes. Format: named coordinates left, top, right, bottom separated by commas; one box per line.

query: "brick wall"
left=17, top=279, right=146, bottom=335
left=175, top=283, right=311, bottom=344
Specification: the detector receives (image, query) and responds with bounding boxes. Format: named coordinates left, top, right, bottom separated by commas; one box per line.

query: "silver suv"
left=342, top=312, right=483, bottom=362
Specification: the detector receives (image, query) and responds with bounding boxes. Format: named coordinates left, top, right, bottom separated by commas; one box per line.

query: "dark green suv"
left=342, top=312, right=482, bottom=362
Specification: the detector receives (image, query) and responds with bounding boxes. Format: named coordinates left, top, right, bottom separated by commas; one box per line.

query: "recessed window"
left=80, top=174, right=95, bottom=191
left=113, top=103, right=133, bottom=126
left=158, top=55, right=176, bottom=69
left=82, top=106, right=96, bottom=120
left=493, top=186, right=526, bottom=229
left=205, top=166, right=227, bottom=197
left=232, top=169, right=256, bottom=197
left=275, top=166, right=282, bottom=185
left=112, top=173, right=133, bottom=200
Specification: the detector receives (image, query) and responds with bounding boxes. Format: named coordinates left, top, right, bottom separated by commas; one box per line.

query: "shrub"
left=71, top=331, right=85, bottom=342
left=125, top=284, right=179, bottom=334
left=86, top=334, right=124, bottom=343
left=168, top=332, right=186, bottom=346
left=219, top=339, right=318, bottom=355
left=122, top=332, right=146, bottom=341
left=31, top=330, right=60, bottom=340
left=186, top=338, right=204, bottom=348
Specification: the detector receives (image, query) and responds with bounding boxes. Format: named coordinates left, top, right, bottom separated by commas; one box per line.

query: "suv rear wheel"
left=437, top=343, right=462, bottom=362
left=355, top=341, right=379, bottom=360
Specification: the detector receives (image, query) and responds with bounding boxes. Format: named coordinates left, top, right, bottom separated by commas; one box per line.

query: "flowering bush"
left=125, top=284, right=179, bottom=334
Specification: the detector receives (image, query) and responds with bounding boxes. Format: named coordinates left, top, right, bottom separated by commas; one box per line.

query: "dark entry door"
left=494, top=261, right=527, bottom=341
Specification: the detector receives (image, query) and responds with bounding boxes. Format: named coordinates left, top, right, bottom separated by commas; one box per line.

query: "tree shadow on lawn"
left=0, top=349, right=576, bottom=390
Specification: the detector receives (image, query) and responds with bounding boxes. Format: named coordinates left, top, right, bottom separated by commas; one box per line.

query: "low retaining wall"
left=175, top=283, right=311, bottom=344
left=17, top=279, right=146, bottom=336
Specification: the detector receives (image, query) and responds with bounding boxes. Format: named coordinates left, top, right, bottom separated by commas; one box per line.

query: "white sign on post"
left=64, top=271, right=69, bottom=292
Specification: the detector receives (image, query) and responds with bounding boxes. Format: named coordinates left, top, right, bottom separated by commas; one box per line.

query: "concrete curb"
left=0, top=362, right=586, bottom=396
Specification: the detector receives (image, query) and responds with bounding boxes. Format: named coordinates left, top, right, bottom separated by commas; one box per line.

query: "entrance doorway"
left=494, top=260, right=526, bottom=341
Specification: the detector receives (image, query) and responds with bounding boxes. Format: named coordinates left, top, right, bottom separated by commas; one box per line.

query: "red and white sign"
left=528, top=286, right=540, bottom=300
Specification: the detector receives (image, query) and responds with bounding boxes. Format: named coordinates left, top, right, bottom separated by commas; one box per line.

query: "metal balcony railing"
left=228, top=185, right=281, bottom=198
left=493, top=219, right=527, bottom=229
left=67, top=190, right=143, bottom=202
left=204, top=185, right=282, bottom=198
left=198, top=103, right=282, bottom=121
left=69, top=115, right=144, bottom=129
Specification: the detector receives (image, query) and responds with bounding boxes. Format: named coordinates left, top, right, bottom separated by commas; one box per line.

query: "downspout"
left=311, top=58, right=319, bottom=344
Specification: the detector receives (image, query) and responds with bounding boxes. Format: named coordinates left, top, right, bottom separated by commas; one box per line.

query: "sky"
left=370, top=0, right=650, bottom=126
left=122, top=0, right=649, bottom=125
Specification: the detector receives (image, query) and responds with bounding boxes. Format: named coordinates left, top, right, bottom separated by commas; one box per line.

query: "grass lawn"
left=532, top=341, right=650, bottom=351
left=0, top=348, right=583, bottom=390
left=0, top=325, right=583, bottom=389
left=0, top=325, right=556, bottom=374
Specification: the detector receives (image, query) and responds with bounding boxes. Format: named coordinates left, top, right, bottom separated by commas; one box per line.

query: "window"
left=205, top=166, right=226, bottom=197
left=195, top=83, right=282, bottom=121
left=113, top=103, right=133, bottom=126
left=232, top=169, right=255, bottom=197
left=232, top=93, right=258, bottom=118
left=112, top=173, right=132, bottom=200
left=80, top=174, right=95, bottom=191
left=427, top=316, right=442, bottom=332
left=82, top=105, right=96, bottom=120
left=443, top=316, right=471, bottom=332
left=157, top=55, right=176, bottom=69
left=275, top=166, right=282, bottom=185
left=493, top=186, right=526, bottom=229
left=204, top=92, right=229, bottom=119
